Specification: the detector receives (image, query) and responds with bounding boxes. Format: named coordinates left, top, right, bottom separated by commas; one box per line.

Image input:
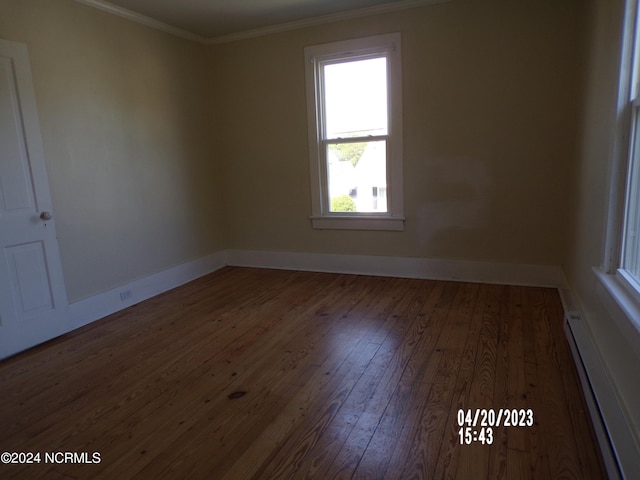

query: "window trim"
left=304, top=33, right=404, bottom=231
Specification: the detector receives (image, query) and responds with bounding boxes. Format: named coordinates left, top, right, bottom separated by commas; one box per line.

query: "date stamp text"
left=457, top=408, right=535, bottom=445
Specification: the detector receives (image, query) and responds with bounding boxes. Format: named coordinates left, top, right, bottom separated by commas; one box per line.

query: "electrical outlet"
left=119, top=290, right=132, bottom=301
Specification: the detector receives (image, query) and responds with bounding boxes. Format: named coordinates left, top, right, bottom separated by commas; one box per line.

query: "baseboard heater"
left=564, top=311, right=640, bottom=479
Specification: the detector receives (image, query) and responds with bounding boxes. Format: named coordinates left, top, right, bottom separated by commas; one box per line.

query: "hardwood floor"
left=0, top=267, right=606, bottom=479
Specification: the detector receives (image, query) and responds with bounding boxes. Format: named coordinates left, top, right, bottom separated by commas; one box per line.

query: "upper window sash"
left=316, top=52, right=390, bottom=141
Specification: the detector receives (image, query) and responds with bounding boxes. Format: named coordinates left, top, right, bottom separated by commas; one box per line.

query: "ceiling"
left=79, top=0, right=442, bottom=42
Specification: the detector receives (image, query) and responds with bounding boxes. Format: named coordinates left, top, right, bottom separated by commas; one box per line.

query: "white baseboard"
left=69, top=251, right=228, bottom=328
left=226, top=249, right=567, bottom=288
left=68, top=249, right=566, bottom=331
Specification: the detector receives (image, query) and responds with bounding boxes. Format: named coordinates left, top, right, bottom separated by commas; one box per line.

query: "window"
left=304, top=33, right=404, bottom=230
left=619, top=2, right=640, bottom=290
left=596, top=0, right=640, bottom=337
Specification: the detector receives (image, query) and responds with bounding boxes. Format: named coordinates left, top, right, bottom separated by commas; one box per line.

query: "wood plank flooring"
left=0, top=267, right=607, bottom=479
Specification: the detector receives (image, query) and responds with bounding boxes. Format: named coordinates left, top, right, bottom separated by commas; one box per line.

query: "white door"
left=0, top=39, right=69, bottom=360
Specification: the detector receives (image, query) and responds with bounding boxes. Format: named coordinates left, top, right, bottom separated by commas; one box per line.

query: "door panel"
left=0, top=39, right=69, bottom=359
left=0, top=56, right=35, bottom=212
left=7, top=241, right=54, bottom=316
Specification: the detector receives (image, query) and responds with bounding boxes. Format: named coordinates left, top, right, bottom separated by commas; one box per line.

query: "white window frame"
left=304, top=33, right=404, bottom=231
left=600, top=0, right=640, bottom=337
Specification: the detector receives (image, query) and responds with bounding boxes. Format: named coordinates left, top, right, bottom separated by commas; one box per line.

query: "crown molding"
left=208, top=0, right=451, bottom=44
left=73, top=0, right=209, bottom=43
left=74, top=0, right=450, bottom=45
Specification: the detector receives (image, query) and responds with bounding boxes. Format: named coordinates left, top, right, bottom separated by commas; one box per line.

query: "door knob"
left=40, top=211, right=52, bottom=221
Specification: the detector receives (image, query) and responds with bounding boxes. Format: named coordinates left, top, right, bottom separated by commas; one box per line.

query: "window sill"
left=310, top=215, right=405, bottom=231
left=593, top=267, right=640, bottom=339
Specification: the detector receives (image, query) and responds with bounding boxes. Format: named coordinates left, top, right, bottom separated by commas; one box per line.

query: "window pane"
left=323, top=57, right=387, bottom=139
left=623, top=107, right=640, bottom=281
left=327, top=140, right=387, bottom=213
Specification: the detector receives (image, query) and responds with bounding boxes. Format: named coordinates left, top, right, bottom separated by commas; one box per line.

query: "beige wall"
left=565, top=0, right=640, bottom=440
left=214, top=0, right=585, bottom=266
left=0, top=0, right=224, bottom=302
left=0, top=1, right=587, bottom=292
